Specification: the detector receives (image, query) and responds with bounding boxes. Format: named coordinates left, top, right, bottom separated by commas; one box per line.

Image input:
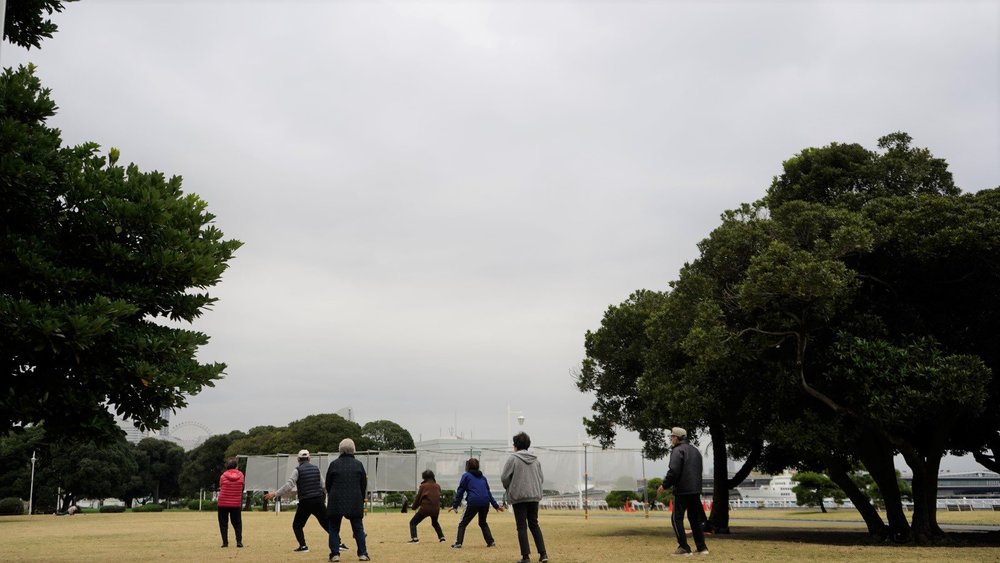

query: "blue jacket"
left=453, top=470, right=499, bottom=509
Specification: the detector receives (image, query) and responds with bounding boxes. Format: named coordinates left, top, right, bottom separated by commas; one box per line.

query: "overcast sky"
left=4, top=1, right=998, bottom=469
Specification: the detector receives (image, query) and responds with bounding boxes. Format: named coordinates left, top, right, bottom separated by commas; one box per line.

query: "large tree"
left=2, top=0, right=77, bottom=50
left=133, top=437, right=185, bottom=504
left=0, top=66, right=242, bottom=441
left=580, top=133, right=998, bottom=544
left=179, top=430, right=246, bottom=497
left=361, top=420, right=415, bottom=451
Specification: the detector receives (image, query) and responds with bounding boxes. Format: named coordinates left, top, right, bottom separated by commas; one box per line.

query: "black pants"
left=513, top=502, right=546, bottom=558
left=217, top=507, right=242, bottom=545
left=292, top=497, right=329, bottom=547
left=409, top=510, right=444, bottom=540
left=671, top=494, right=707, bottom=552
left=455, top=505, right=494, bottom=546
left=328, top=514, right=368, bottom=556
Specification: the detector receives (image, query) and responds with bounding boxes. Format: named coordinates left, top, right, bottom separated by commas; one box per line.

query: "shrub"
left=0, top=497, right=24, bottom=515
left=99, top=505, right=127, bottom=513
left=604, top=490, right=640, bottom=509
left=131, top=503, right=164, bottom=512
left=187, top=499, right=216, bottom=510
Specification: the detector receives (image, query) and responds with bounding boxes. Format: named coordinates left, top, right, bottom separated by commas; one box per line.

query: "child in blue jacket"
left=448, top=458, right=504, bottom=548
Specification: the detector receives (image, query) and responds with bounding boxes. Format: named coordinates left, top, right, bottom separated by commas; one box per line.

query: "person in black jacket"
left=265, top=450, right=330, bottom=553
left=326, top=438, right=369, bottom=562
left=657, top=427, right=709, bottom=556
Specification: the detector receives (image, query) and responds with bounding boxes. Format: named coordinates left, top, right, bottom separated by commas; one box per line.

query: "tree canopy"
left=0, top=65, right=242, bottom=441
left=2, top=0, right=77, bottom=50
left=579, top=132, right=1000, bottom=543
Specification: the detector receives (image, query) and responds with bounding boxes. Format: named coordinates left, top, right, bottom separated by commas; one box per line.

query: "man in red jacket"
left=218, top=457, right=245, bottom=548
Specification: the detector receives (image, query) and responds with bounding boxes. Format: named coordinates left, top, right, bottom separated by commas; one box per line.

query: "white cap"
left=298, top=449, right=310, bottom=459
left=669, top=427, right=687, bottom=439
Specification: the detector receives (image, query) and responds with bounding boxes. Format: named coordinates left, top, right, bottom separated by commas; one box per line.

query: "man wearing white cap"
left=265, top=450, right=331, bottom=553
left=657, top=427, right=708, bottom=556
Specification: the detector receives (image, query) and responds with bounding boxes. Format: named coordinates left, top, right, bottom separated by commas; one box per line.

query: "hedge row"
left=0, top=497, right=24, bottom=515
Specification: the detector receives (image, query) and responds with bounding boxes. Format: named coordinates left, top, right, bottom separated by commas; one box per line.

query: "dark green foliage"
left=131, top=438, right=184, bottom=504
left=98, top=504, right=126, bottom=513
left=179, top=431, right=245, bottom=496
left=791, top=472, right=845, bottom=513
left=361, top=420, right=415, bottom=451
left=0, top=66, right=242, bottom=442
left=0, top=497, right=25, bottom=515
left=2, top=0, right=76, bottom=50
left=224, top=414, right=413, bottom=456
left=131, top=503, right=164, bottom=512
left=603, top=490, right=640, bottom=509
left=381, top=492, right=406, bottom=507
left=187, top=499, right=216, bottom=510
left=440, top=489, right=455, bottom=509
left=579, top=132, right=1000, bottom=542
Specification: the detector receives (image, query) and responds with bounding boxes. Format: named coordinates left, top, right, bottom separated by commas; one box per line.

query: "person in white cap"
left=657, top=427, right=708, bottom=556
left=265, top=450, right=333, bottom=553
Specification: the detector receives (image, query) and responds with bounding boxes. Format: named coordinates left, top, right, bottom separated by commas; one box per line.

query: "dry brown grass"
left=0, top=510, right=997, bottom=562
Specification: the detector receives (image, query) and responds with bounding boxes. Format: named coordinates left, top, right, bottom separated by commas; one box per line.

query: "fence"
left=241, top=446, right=648, bottom=509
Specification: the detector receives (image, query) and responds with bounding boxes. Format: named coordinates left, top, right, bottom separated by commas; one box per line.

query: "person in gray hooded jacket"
left=501, top=432, right=548, bottom=563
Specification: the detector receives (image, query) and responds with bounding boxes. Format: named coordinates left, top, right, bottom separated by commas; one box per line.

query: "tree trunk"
left=819, top=499, right=827, bottom=513
left=827, top=464, right=887, bottom=538
left=903, top=448, right=945, bottom=544
left=858, top=434, right=910, bottom=543
left=154, top=482, right=160, bottom=504
left=706, top=422, right=731, bottom=534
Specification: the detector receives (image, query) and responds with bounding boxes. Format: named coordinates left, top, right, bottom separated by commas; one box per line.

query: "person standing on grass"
left=265, top=450, right=331, bottom=554
left=408, top=470, right=446, bottom=544
left=217, top=457, right=245, bottom=548
left=448, top=457, right=503, bottom=549
left=326, top=438, right=370, bottom=562
left=657, top=427, right=709, bottom=557
left=501, top=432, right=548, bottom=563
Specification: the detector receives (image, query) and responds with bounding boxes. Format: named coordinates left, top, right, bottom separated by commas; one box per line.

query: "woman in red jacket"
left=218, top=457, right=245, bottom=548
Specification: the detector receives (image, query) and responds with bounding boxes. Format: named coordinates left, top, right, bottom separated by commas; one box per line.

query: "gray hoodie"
left=501, top=450, right=545, bottom=504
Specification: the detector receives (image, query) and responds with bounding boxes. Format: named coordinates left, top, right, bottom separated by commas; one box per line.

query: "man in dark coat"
left=326, top=438, right=369, bottom=562
left=658, top=427, right=709, bottom=556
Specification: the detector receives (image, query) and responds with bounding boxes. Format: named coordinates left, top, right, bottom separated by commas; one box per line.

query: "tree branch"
left=726, top=442, right=762, bottom=489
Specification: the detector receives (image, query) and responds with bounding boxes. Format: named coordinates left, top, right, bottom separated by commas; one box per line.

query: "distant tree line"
left=0, top=414, right=415, bottom=511
left=578, top=133, right=999, bottom=544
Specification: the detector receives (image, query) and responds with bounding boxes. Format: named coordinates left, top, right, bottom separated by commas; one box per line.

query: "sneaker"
left=408, top=538, right=419, bottom=544
left=487, top=543, right=497, bottom=548
left=671, top=547, right=693, bottom=557
left=236, top=542, right=244, bottom=548
left=294, top=545, right=310, bottom=553
left=451, top=544, right=462, bottom=549
left=517, top=558, right=531, bottom=563
left=540, top=555, right=549, bottom=562
left=696, top=548, right=710, bottom=556
left=358, top=556, right=370, bottom=562
left=221, top=544, right=228, bottom=548
left=329, top=556, right=340, bottom=563
left=438, top=537, right=447, bottom=543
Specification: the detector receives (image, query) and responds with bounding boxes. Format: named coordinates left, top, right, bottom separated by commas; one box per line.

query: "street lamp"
left=506, top=404, right=525, bottom=444
left=583, top=441, right=590, bottom=520
left=28, top=450, right=36, bottom=516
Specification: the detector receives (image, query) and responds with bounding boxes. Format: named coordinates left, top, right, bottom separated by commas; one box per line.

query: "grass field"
left=1, top=509, right=998, bottom=562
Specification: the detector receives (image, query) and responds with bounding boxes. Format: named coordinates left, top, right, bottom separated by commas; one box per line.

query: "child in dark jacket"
left=448, top=458, right=503, bottom=548
left=408, top=470, right=446, bottom=543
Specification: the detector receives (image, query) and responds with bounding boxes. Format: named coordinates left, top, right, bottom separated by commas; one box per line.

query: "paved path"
left=731, top=516, right=1000, bottom=533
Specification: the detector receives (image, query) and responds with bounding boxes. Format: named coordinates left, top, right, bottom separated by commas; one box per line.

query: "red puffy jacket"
left=218, top=469, right=245, bottom=508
